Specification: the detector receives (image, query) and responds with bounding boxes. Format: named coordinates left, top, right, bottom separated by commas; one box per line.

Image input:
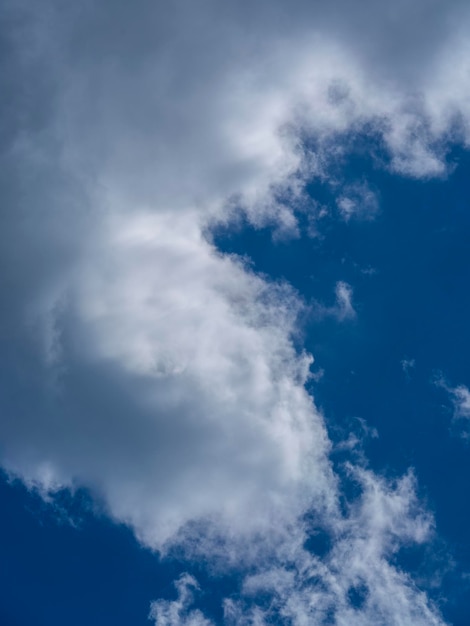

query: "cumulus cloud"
left=1, top=208, right=334, bottom=548
left=0, top=0, right=467, bottom=622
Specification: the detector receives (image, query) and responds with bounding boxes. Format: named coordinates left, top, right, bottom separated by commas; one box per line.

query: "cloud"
left=401, top=358, right=416, bottom=380
left=333, top=281, right=357, bottom=321
left=313, top=281, right=357, bottom=322
left=151, top=470, right=442, bottom=626
left=149, top=575, right=213, bottom=626
left=0, top=0, right=467, bottom=622
left=438, top=381, right=470, bottom=421
left=434, top=377, right=470, bottom=440
left=1, top=208, right=334, bottom=548
left=337, top=182, right=380, bottom=222
left=3, top=0, right=470, bottom=233
left=450, top=385, right=470, bottom=420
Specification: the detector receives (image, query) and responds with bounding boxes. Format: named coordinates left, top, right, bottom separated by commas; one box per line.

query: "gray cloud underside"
left=2, top=0, right=470, bottom=623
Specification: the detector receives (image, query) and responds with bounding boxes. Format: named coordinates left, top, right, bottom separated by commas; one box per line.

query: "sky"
left=1, top=1, right=470, bottom=624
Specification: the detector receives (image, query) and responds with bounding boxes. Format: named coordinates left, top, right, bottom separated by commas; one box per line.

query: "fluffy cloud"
left=1, top=207, right=334, bottom=548
left=1, top=0, right=468, bottom=622
left=151, top=470, right=441, bottom=626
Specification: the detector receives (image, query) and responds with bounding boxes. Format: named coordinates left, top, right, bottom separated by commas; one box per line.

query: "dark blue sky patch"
left=302, top=526, right=332, bottom=560
left=347, top=581, right=368, bottom=610
left=0, top=474, right=182, bottom=626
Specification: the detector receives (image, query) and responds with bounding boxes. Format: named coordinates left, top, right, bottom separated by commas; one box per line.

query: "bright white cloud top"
left=1, top=0, right=470, bottom=623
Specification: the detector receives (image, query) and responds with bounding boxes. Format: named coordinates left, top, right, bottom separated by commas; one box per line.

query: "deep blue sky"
left=2, top=143, right=470, bottom=625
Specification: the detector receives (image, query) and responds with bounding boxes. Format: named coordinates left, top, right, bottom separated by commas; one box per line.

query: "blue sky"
left=1, top=1, right=470, bottom=625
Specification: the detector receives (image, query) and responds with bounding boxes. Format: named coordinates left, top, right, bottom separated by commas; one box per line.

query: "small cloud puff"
left=337, top=182, right=380, bottom=222
left=334, top=281, right=357, bottom=320
left=434, top=377, right=470, bottom=440
left=449, top=384, right=470, bottom=420
left=435, top=376, right=470, bottom=420
left=401, top=357, right=416, bottom=380
left=314, top=281, right=357, bottom=322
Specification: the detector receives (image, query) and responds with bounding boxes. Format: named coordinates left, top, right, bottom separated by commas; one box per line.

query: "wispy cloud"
left=434, top=376, right=470, bottom=442
left=337, top=182, right=380, bottom=222
left=333, top=281, right=357, bottom=321
left=401, top=358, right=416, bottom=380
left=313, top=281, right=357, bottom=322
left=149, top=575, right=212, bottom=626
left=438, top=380, right=470, bottom=420
left=150, top=469, right=442, bottom=626
left=450, top=385, right=470, bottom=420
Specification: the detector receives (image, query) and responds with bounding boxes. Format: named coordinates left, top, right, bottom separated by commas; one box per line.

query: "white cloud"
left=150, top=470, right=442, bottom=626
left=150, top=575, right=214, bottom=626
left=313, top=281, right=357, bottom=322
left=334, top=281, right=357, bottom=321
left=337, top=182, right=380, bottom=222
left=2, top=208, right=333, bottom=549
left=4, top=0, right=470, bottom=233
left=439, top=381, right=470, bottom=421
left=434, top=377, right=470, bottom=440
left=0, top=0, right=466, bottom=622
left=451, top=385, right=470, bottom=420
